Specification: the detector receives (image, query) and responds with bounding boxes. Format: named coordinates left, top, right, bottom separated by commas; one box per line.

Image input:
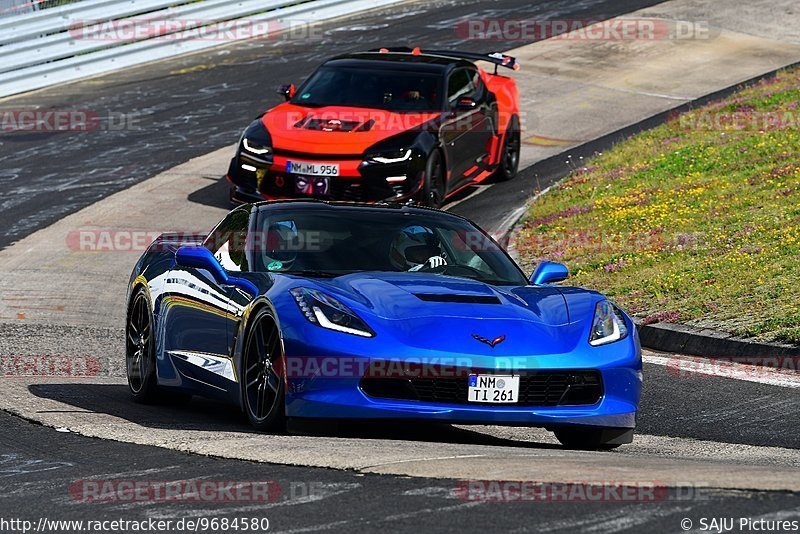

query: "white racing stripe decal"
left=168, top=350, right=236, bottom=382
left=643, top=354, right=800, bottom=389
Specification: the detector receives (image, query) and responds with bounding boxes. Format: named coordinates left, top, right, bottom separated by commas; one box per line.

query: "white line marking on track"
left=402, top=486, right=460, bottom=499
left=643, top=354, right=800, bottom=389
left=359, top=454, right=487, bottom=470
left=533, top=504, right=694, bottom=534
left=271, top=501, right=486, bottom=534
left=0, top=453, right=73, bottom=478
left=148, top=482, right=362, bottom=519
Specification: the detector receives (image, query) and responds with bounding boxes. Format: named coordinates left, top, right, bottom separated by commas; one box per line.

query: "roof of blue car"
left=251, top=199, right=461, bottom=219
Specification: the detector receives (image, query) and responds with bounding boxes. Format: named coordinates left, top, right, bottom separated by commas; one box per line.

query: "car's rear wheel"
left=243, top=309, right=285, bottom=431
left=554, top=427, right=634, bottom=450
left=493, top=118, right=520, bottom=182
left=126, top=288, right=159, bottom=403
left=423, top=150, right=446, bottom=208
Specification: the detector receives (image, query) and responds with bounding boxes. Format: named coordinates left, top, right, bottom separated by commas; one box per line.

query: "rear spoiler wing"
left=370, top=47, right=520, bottom=72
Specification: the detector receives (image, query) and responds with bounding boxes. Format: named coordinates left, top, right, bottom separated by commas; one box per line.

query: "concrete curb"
left=637, top=322, right=800, bottom=358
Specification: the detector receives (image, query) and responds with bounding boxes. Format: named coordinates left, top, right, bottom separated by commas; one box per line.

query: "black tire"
left=242, top=309, right=286, bottom=431
left=554, top=427, right=634, bottom=450
left=126, top=288, right=159, bottom=403
left=422, top=150, right=446, bottom=208
left=493, top=118, right=521, bottom=182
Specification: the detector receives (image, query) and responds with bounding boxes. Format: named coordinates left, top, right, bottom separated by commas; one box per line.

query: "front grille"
left=257, top=172, right=391, bottom=202
left=329, top=180, right=367, bottom=202
left=360, top=368, right=602, bottom=407
left=272, top=148, right=362, bottom=160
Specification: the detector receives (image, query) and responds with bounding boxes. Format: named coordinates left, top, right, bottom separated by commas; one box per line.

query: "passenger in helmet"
left=389, top=225, right=448, bottom=272
left=262, top=220, right=298, bottom=271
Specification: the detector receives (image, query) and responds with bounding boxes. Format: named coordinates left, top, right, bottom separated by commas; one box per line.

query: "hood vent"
left=414, top=294, right=501, bottom=304
left=296, top=117, right=363, bottom=132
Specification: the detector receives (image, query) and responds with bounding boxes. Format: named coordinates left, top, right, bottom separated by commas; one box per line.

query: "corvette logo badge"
left=472, top=334, right=506, bottom=348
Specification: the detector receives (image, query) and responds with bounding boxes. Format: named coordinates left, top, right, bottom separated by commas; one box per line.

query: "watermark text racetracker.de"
left=678, top=110, right=800, bottom=132
left=0, top=110, right=140, bottom=133
left=666, top=356, right=800, bottom=380
left=69, top=18, right=323, bottom=42
left=69, top=479, right=282, bottom=503
left=456, top=480, right=712, bottom=502
left=1, top=355, right=101, bottom=378
left=69, top=478, right=327, bottom=504
left=456, top=18, right=714, bottom=42
left=0, top=516, right=270, bottom=533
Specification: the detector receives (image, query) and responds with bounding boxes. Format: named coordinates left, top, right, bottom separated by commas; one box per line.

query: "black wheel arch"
left=235, top=299, right=285, bottom=411
left=125, top=284, right=160, bottom=401
left=503, top=113, right=520, bottom=139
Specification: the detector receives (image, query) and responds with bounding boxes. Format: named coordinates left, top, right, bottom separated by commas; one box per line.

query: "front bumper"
left=286, top=368, right=638, bottom=429
left=282, top=334, right=642, bottom=429
left=227, top=149, right=426, bottom=203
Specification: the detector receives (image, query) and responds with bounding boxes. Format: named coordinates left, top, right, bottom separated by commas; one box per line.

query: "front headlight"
left=588, top=300, right=629, bottom=346
left=290, top=288, right=375, bottom=337
left=239, top=119, right=273, bottom=157
left=243, top=138, right=272, bottom=155
left=366, top=148, right=412, bottom=164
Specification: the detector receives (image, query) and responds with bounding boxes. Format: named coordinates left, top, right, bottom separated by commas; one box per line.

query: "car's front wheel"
left=554, top=427, right=634, bottom=450
left=242, top=309, right=286, bottom=431
left=126, top=288, right=159, bottom=403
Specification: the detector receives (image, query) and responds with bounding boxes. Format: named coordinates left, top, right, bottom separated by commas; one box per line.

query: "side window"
left=470, top=70, right=486, bottom=101
left=447, top=69, right=474, bottom=108
left=204, top=209, right=250, bottom=272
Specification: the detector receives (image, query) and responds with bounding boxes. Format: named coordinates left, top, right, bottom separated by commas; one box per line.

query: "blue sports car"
left=126, top=201, right=641, bottom=448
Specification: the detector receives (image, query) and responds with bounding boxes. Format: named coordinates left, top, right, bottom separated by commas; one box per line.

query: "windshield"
left=253, top=208, right=527, bottom=286
left=291, top=67, right=443, bottom=112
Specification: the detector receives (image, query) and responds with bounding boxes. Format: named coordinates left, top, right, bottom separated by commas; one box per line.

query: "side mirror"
left=175, top=246, right=229, bottom=284
left=456, top=97, right=477, bottom=111
left=175, top=246, right=258, bottom=297
left=530, top=261, right=569, bottom=285
left=277, top=84, right=295, bottom=101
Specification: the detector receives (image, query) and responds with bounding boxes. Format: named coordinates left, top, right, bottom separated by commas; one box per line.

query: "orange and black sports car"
left=226, top=47, right=521, bottom=207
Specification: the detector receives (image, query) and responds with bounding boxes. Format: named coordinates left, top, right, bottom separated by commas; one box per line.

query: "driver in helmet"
left=262, top=220, right=298, bottom=271
left=389, top=225, right=448, bottom=272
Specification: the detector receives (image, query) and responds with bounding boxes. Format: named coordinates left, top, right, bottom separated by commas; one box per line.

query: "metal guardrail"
left=0, top=0, right=405, bottom=98
left=0, top=0, right=83, bottom=19
left=0, top=0, right=152, bottom=40
left=0, top=0, right=299, bottom=71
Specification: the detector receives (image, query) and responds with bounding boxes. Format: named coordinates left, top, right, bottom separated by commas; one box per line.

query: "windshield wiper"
left=284, top=270, right=344, bottom=278
left=291, top=101, right=327, bottom=108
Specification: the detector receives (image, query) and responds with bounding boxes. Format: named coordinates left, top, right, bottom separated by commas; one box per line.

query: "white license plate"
left=286, top=160, right=339, bottom=176
left=467, top=374, right=519, bottom=403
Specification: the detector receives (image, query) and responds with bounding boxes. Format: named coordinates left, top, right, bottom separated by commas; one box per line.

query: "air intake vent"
left=414, top=294, right=500, bottom=304
left=302, top=118, right=362, bottom=132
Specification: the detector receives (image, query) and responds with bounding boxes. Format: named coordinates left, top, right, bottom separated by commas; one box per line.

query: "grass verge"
left=514, top=67, right=800, bottom=344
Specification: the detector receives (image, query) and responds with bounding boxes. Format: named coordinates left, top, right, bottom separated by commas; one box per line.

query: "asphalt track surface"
left=0, top=0, right=667, bottom=251
left=3, top=408, right=799, bottom=534
left=1, top=0, right=799, bottom=531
